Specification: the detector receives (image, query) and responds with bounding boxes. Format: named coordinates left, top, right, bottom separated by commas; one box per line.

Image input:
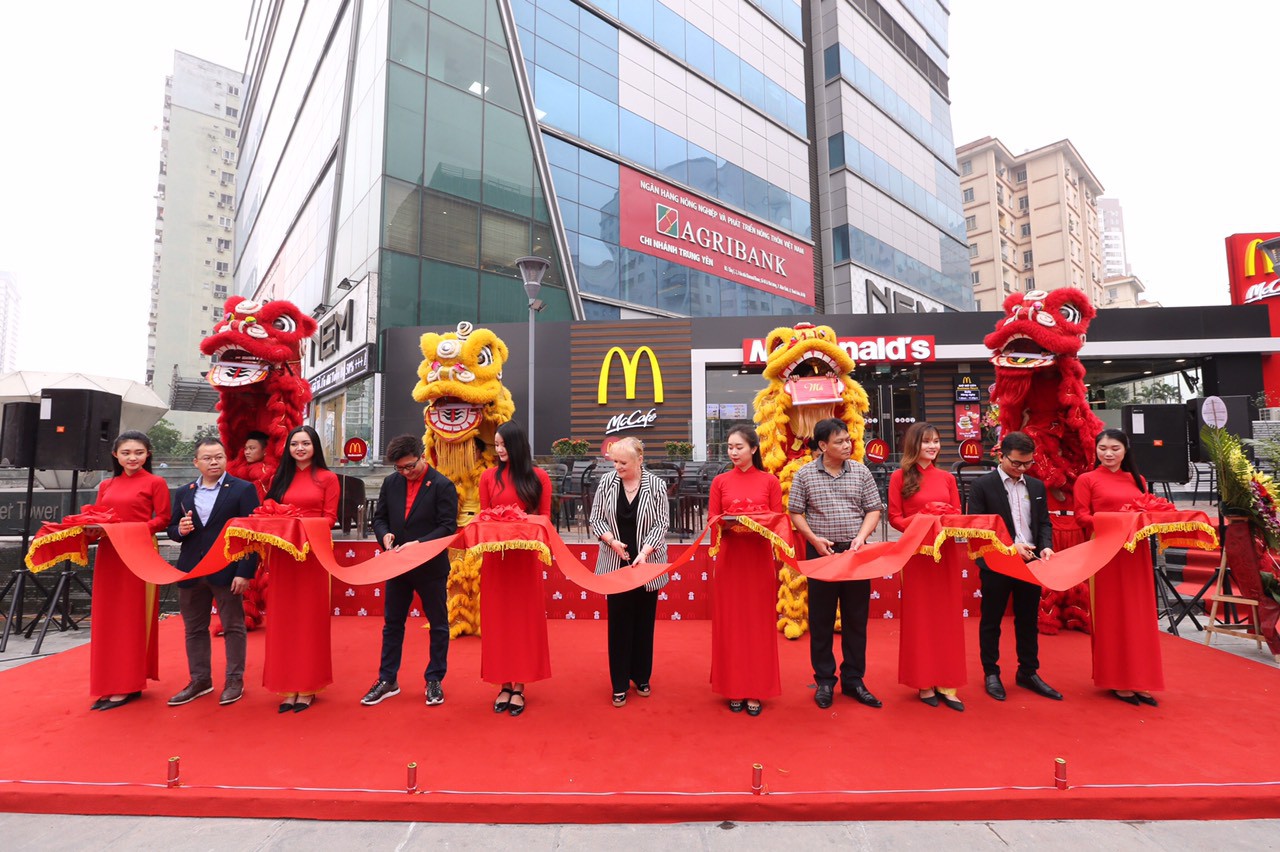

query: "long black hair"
left=110, top=430, right=154, bottom=476
left=1095, top=428, right=1146, bottom=494
left=494, top=420, right=542, bottom=513
left=266, top=425, right=330, bottom=502
left=726, top=422, right=765, bottom=471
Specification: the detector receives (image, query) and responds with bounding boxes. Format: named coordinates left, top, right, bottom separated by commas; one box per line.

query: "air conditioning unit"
left=217, top=272, right=226, bottom=277
left=217, top=202, right=225, bottom=208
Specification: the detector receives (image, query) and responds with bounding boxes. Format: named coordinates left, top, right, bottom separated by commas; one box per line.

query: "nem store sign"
left=618, top=165, right=815, bottom=306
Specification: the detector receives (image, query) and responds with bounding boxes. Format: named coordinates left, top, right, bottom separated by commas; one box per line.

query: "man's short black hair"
left=385, top=434, right=424, bottom=463
left=244, top=431, right=269, bottom=446
left=999, top=431, right=1036, bottom=456
left=194, top=437, right=225, bottom=454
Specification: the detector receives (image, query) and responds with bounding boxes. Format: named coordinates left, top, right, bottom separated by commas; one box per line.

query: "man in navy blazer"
left=166, top=438, right=261, bottom=707
left=361, top=435, right=458, bottom=708
left=967, top=431, right=1062, bottom=702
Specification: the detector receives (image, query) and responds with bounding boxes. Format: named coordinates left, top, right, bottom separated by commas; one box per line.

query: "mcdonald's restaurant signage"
left=598, top=345, right=664, bottom=435
left=1225, top=232, right=1280, bottom=306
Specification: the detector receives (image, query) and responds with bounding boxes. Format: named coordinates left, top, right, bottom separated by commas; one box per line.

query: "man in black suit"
left=362, top=435, right=458, bottom=707
left=167, top=438, right=261, bottom=707
left=968, top=431, right=1062, bottom=702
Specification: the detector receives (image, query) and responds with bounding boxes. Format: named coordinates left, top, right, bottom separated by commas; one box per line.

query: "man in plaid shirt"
left=788, top=417, right=884, bottom=710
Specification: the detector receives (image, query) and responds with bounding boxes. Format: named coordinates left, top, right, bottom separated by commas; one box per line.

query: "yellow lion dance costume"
left=414, top=321, right=515, bottom=638
left=753, top=322, right=870, bottom=638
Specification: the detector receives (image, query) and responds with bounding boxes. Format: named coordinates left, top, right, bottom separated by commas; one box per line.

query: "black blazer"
left=168, top=474, right=261, bottom=587
left=372, top=466, right=459, bottom=574
left=967, top=468, right=1053, bottom=562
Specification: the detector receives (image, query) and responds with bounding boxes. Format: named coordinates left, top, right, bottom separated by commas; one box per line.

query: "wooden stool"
left=1202, top=550, right=1265, bottom=653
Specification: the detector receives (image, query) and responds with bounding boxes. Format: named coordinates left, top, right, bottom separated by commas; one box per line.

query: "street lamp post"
left=515, top=256, right=550, bottom=453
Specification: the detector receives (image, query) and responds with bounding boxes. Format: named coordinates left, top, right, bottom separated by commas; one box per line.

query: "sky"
left=1, top=1, right=1277, bottom=382
left=948, top=0, right=1280, bottom=309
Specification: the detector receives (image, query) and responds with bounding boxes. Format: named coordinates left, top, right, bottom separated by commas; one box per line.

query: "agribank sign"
left=1225, top=233, right=1280, bottom=305
left=618, top=165, right=815, bottom=306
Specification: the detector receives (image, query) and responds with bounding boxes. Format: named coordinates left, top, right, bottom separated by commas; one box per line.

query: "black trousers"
left=606, top=586, right=659, bottom=694
left=379, top=561, right=450, bottom=684
left=806, top=542, right=870, bottom=689
left=978, top=564, right=1041, bottom=677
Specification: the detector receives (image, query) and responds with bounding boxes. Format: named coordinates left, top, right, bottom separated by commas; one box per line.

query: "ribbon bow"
left=474, top=505, right=529, bottom=523
left=251, top=500, right=306, bottom=518
left=1120, top=493, right=1176, bottom=513
left=920, top=501, right=961, bottom=516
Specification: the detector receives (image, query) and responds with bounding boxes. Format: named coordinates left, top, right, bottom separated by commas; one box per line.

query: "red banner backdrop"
left=1225, top=232, right=1280, bottom=404
left=618, top=165, right=815, bottom=306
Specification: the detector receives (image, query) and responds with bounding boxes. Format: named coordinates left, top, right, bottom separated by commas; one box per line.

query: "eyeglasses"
left=394, top=458, right=421, bottom=473
left=1006, top=458, right=1034, bottom=469
left=196, top=455, right=226, bottom=463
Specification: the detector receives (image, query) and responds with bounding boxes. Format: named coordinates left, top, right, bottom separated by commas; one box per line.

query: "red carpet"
left=1, top=616, right=1278, bottom=822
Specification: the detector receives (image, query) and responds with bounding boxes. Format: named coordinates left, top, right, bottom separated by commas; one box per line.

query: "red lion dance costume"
left=984, top=288, right=1103, bottom=634
left=199, top=296, right=318, bottom=629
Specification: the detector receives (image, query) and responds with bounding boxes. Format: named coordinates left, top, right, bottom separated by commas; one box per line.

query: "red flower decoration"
left=475, top=504, right=529, bottom=522
left=251, top=500, right=306, bottom=518
left=1119, top=492, right=1176, bottom=513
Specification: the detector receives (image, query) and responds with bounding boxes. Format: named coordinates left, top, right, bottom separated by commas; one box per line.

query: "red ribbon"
left=251, top=500, right=306, bottom=518
left=1119, top=493, right=1176, bottom=513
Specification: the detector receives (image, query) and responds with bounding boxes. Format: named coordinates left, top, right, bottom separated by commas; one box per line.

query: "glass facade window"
left=377, top=0, right=572, bottom=332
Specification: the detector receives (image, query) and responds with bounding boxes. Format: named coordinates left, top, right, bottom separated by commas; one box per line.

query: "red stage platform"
left=1, top=617, right=1277, bottom=823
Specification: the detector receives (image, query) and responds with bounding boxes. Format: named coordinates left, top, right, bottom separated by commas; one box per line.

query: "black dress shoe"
left=91, top=697, right=111, bottom=711
left=918, top=691, right=940, bottom=707
left=938, top=693, right=965, bottom=712
left=985, top=675, right=1006, bottom=701
left=847, top=681, right=882, bottom=708
left=99, top=692, right=141, bottom=711
left=508, top=690, right=526, bottom=717
left=1112, top=690, right=1141, bottom=705
left=814, top=684, right=834, bottom=709
left=1135, top=693, right=1159, bottom=707
left=1016, top=672, right=1064, bottom=701
left=278, top=701, right=295, bottom=713
left=728, top=699, right=745, bottom=713
left=745, top=700, right=763, bottom=716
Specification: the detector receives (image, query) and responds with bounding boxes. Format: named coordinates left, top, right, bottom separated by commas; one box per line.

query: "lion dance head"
left=983, top=288, right=1101, bottom=493
left=752, top=322, right=869, bottom=640
left=200, top=296, right=317, bottom=490
left=413, top=321, right=515, bottom=515
left=754, top=322, right=870, bottom=496
left=413, top=321, right=515, bottom=638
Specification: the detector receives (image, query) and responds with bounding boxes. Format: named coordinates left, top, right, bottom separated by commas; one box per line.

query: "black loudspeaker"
left=0, top=401, right=39, bottom=467
left=1187, top=396, right=1258, bottom=462
left=1122, top=404, right=1191, bottom=484
left=36, top=389, right=123, bottom=471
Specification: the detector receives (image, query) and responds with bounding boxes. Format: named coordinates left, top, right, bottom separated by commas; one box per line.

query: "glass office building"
left=234, top=0, right=968, bottom=456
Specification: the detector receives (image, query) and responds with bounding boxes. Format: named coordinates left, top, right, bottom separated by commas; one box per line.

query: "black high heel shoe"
left=937, top=693, right=965, bottom=712
left=507, top=690, right=526, bottom=717
left=493, top=687, right=513, bottom=713
left=1135, top=693, right=1159, bottom=707
left=293, top=694, right=314, bottom=713
left=918, top=690, right=940, bottom=707
left=1112, top=690, right=1141, bottom=705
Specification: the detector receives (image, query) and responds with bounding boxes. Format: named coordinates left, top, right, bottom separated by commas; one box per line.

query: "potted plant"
left=1202, top=425, right=1280, bottom=654
left=551, top=438, right=589, bottom=459
left=664, top=440, right=693, bottom=461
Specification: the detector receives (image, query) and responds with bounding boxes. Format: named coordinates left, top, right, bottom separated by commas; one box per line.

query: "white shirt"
left=998, top=467, right=1033, bottom=545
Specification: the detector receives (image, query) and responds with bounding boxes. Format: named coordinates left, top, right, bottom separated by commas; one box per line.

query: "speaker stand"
left=0, top=569, right=55, bottom=652
left=28, top=565, right=93, bottom=654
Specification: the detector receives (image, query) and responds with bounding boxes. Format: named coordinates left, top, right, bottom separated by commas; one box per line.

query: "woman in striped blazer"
left=589, top=437, right=670, bottom=708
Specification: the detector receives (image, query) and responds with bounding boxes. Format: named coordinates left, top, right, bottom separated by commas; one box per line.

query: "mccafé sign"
left=1225, top=233, right=1280, bottom=306
left=598, top=346, right=664, bottom=435
left=742, top=335, right=936, bottom=366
